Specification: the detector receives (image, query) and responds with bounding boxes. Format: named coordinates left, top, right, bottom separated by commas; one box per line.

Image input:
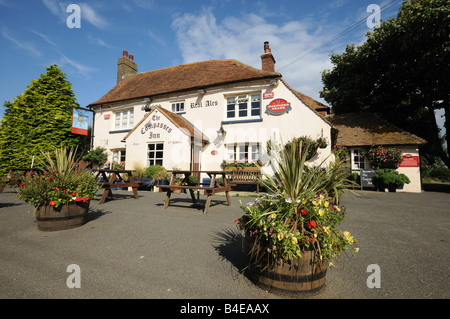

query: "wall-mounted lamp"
left=217, top=124, right=226, bottom=138
left=143, top=97, right=152, bottom=112
left=197, top=89, right=206, bottom=94
left=270, top=79, right=278, bottom=86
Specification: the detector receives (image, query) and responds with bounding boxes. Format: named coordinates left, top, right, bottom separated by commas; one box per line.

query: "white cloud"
left=87, top=34, right=115, bottom=49
left=31, top=30, right=60, bottom=48
left=79, top=3, right=109, bottom=29
left=2, top=28, right=41, bottom=57
left=171, top=7, right=333, bottom=102
left=56, top=51, right=97, bottom=76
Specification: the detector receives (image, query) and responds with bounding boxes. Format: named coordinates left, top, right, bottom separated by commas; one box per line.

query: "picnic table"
left=95, top=169, right=139, bottom=204
left=159, top=170, right=232, bottom=214
left=6, top=167, right=43, bottom=184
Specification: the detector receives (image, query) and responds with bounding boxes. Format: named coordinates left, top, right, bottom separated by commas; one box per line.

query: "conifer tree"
left=0, top=65, right=89, bottom=174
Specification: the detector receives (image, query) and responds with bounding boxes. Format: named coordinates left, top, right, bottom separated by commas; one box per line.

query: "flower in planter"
left=237, top=138, right=358, bottom=270
left=363, top=145, right=403, bottom=169
left=16, top=146, right=99, bottom=211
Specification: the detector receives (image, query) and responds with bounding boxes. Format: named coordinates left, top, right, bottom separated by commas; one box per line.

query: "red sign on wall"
left=399, top=154, right=419, bottom=167
left=265, top=98, right=292, bottom=115
left=263, top=92, right=274, bottom=99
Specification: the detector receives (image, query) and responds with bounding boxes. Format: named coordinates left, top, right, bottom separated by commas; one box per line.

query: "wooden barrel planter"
left=245, top=235, right=327, bottom=296
left=35, top=201, right=89, bottom=231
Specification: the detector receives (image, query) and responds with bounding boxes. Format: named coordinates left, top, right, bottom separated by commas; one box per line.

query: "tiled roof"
left=89, top=59, right=281, bottom=106
left=326, top=112, right=427, bottom=147
left=123, top=105, right=209, bottom=143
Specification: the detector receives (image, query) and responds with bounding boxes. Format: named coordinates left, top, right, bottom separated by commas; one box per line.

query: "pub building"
left=89, top=42, right=425, bottom=193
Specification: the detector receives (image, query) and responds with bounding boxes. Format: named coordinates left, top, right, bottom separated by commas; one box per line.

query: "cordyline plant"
left=237, top=139, right=358, bottom=270
left=16, top=146, right=99, bottom=211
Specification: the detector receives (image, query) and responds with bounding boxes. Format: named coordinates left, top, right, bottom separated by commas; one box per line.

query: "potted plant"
left=153, top=168, right=170, bottom=185
left=16, top=146, right=99, bottom=231
left=363, top=145, right=403, bottom=169
left=82, top=147, right=108, bottom=169
left=375, top=169, right=411, bottom=192
left=171, top=178, right=183, bottom=193
left=237, top=139, right=358, bottom=296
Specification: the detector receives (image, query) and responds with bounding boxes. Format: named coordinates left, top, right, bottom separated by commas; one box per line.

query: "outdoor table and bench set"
left=2, top=166, right=263, bottom=214
left=159, top=170, right=233, bottom=214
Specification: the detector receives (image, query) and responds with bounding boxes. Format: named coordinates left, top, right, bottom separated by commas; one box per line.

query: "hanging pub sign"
left=265, top=98, right=292, bottom=115
left=71, top=108, right=89, bottom=136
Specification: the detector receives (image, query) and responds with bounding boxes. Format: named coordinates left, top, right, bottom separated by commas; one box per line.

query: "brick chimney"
left=261, top=41, right=276, bottom=72
left=117, top=50, right=138, bottom=84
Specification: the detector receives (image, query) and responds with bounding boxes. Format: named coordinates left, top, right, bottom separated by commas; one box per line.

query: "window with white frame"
left=226, top=143, right=260, bottom=163
left=114, top=109, right=134, bottom=130
left=112, top=149, right=126, bottom=163
left=352, top=149, right=365, bottom=170
left=171, top=101, right=184, bottom=113
left=148, top=143, right=164, bottom=166
left=226, top=93, right=261, bottom=120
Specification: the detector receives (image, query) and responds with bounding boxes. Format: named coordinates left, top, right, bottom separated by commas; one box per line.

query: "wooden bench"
left=226, top=169, right=262, bottom=193
left=95, top=169, right=139, bottom=204
left=159, top=170, right=232, bottom=214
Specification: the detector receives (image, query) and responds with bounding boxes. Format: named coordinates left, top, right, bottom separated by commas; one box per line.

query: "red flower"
left=301, top=209, right=308, bottom=216
left=71, top=192, right=77, bottom=196
left=234, top=218, right=239, bottom=223
left=311, top=238, right=315, bottom=243
left=306, top=220, right=317, bottom=229
left=19, top=183, right=26, bottom=187
left=49, top=201, right=56, bottom=206
left=75, top=197, right=82, bottom=202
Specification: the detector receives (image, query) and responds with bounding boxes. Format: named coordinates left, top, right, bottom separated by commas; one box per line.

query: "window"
left=112, top=149, right=126, bottom=163
left=226, top=93, right=261, bottom=119
left=226, top=143, right=260, bottom=163
left=352, top=149, right=365, bottom=170
left=148, top=143, right=164, bottom=166
left=114, top=109, right=134, bottom=130
left=172, top=102, right=184, bottom=113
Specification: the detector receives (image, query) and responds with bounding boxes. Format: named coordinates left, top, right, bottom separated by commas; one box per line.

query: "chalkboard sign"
left=360, top=169, right=376, bottom=188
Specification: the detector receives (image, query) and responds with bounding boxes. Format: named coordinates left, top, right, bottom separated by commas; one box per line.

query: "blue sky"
left=0, top=0, right=406, bottom=123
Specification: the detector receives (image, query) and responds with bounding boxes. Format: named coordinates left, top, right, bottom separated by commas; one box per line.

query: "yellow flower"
left=324, top=201, right=329, bottom=208
left=319, top=208, right=324, bottom=216
left=301, top=198, right=307, bottom=204
left=347, top=236, right=354, bottom=244
left=270, top=213, right=277, bottom=219
left=312, top=200, right=319, bottom=206
left=277, top=233, right=283, bottom=241
left=343, top=231, right=351, bottom=238
left=291, top=237, right=298, bottom=245
left=324, top=226, right=331, bottom=234
left=319, top=194, right=324, bottom=201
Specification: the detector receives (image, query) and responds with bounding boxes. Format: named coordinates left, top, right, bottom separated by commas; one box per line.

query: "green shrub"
left=429, top=167, right=450, bottom=182
left=375, top=169, right=410, bottom=186
left=145, top=165, right=163, bottom=178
